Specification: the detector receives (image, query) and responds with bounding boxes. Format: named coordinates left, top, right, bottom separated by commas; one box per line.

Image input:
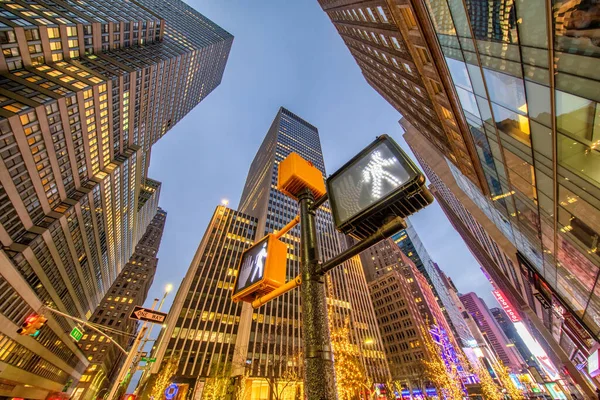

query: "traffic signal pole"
left=106, top=298, right=157, bottom=400
left=298, top=188, right=337, bottom=400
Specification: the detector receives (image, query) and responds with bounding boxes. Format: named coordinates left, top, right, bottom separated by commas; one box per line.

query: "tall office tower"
left=491, top=307, right=537, bottom=369
left=74, top=208, right=167, bottom=400
left=363, top=227, right=475, bottom=348
left=404, top=124, right=595, bottom=393
left=152, top=205, right=258, bottom=396
left=460, top=293, right=526, bottom=373
left=0, top=0, right=232, bottom=398
left=317, top=0, right=485, bottom=191
left=368, top=245, right=468, bottom=396
left=235, top=107, right=390, bottom=395
left=321, top=0, right=600, bottom=393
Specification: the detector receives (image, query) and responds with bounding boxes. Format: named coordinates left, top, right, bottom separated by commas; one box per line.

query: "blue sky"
left=143, top=0, right=497, bottom=317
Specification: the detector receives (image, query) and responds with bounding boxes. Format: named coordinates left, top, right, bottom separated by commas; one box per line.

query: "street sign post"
left=70, top=327, right=83, bottom=342
left=140, top=357, right=156, bottom=363
left=129, top=306, right=168, bottom=324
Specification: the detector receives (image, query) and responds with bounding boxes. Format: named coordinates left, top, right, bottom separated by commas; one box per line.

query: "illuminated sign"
left=492, top=290, right=521, bottom=322
left=544, top=383, right=567, bottom=399
left=165, top=384, right=178, bottom=400
left=232, top=234, right=287, bottom=304
left=588, top=349, right=600, bottom=377
left=327, top=135, right=432, bottom=240
left=514, top=322, right=560, bottom=380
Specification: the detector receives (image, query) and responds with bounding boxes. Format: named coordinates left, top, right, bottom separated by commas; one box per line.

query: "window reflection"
left=554, top=0, right=600, bottom=57
left=558, top=133, right=600, bottom=185
left=556, top=90, right=600, bottom=144
left=492, top=103, right=531, bottom=146
left=445, top=57, right=472, bottom=90
left=465, top=0, right=519, bottom=43
left=483, top=68, right=527, bottom=114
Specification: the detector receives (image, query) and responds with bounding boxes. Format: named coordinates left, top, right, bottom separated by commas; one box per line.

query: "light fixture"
left=221, top=199, right=229, bottom=206
left=165, top=283, right=173, bottom=293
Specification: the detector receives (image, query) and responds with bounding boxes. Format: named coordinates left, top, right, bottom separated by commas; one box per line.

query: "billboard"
left=327, top=135, right=432, bottom=239
left=232, top=234, right=287, bottom=303
left=492, top=290, right=521, bottom=322
left=588, top=349, right=600, bottom=377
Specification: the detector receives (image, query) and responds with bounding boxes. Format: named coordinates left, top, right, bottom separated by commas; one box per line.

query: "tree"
left=493, top=362, right=525, bottom=400
left=149, top=353, right=179, bottom=400
left=419, top=326, right=463, bottom=399
left=264, top=354, right=302, bottom=400
left=330, top=322, right=369, bottom=400
left=203, top=361, right=234, bottom=400
left=474, top=363, right=503, bottom=400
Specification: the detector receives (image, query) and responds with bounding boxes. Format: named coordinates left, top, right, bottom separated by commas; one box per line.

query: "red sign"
left=492, top=290, right=521, bottom=322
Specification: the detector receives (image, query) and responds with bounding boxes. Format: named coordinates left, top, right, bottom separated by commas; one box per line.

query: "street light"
left=165, top=283, right=173, bottom=293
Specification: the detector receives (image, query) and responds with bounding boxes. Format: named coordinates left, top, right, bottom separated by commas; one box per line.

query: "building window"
left=398, top=7, right=418, bottom=30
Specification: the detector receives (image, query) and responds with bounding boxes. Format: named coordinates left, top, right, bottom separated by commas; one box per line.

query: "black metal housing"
left=326, top=134, right=433, bottom=240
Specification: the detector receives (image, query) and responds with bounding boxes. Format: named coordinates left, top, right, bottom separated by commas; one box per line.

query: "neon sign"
left=492, top=290, right=520, bottom=322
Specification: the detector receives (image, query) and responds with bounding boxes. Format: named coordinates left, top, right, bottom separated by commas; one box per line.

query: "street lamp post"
left=298, top=188, right=337, bottom=400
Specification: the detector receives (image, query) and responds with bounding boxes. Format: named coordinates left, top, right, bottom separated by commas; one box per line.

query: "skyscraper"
left=460, top=292, right=526, bottom=373
left=152, top=205, right=258, bottom=397
left=491, top=307, right=537, bottom=369
left=368, top=241, right=469, bottom=397
left=155, top=107, right=389, bottom=398
left=74, top=208, right=167, bottom=400
left=0, top=0, right=232, bottom=397
left=320, top=1, right=600, bottom=394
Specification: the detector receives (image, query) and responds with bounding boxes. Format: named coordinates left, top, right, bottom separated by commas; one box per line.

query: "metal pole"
left=298, top=188, right=337, bottom=400
left=133, top=291, right=170, bottom=395
left=106, top=298, right=158, bottom=400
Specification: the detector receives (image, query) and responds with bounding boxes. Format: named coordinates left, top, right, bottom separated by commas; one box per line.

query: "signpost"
left=140, top=357, right=156, bottom=363
left=129, top=306, right=168, bottom=324
left=70, top=327, right=83, bottom=342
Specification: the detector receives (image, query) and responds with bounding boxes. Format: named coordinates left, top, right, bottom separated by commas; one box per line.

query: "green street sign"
left=70, top=327, right=83, bottom=342
left=140, top=357, right=156, bottom=363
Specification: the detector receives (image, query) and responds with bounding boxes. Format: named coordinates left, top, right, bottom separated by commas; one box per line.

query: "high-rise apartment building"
left=0, top=0, right=232, bottom=398
left=319, top=0, right=600, bottom=394
left=74, top=208, right=167, bottom=400
left=155, top=107, right=389, bottom=398
left=368, top=240, right=468, bottom=396
left=460, top=292, right=526, bottom=373
left=363, top=221, right=475, bottom=348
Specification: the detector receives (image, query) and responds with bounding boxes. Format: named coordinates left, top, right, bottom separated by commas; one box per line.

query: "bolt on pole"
left=298, top=188, right=337, bottom=400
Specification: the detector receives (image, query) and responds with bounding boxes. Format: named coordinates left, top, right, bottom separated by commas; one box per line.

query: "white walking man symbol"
left=362, top=151, right=402, bottom=199
left=250, top=242, right=268, bottom=282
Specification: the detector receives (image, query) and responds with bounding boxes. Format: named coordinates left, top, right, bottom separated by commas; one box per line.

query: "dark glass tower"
left=0, top=0, right=231, bottom=397
left=74, top=208, right=167, bottom=400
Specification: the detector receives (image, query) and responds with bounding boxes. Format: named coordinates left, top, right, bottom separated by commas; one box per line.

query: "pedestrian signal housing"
left=327, top=135, right=433, bottom=240
left=232, top=234, right=287, bottom=303
left=278, top=152, right=326, bottom=200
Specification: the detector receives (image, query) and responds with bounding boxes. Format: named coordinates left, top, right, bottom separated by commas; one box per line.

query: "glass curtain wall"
left=421, top=0, right=600, bottom=338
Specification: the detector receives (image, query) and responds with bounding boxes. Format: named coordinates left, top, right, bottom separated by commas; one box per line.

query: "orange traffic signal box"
left=277, top=152, right=326, bottom=200
left=231, top=234, right=287, bottom=303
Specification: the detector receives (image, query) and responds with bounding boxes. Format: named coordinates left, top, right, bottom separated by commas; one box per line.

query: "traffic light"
left=17, top=313, right=47, bottom=336
left=327, top=135, right=433, bottom=240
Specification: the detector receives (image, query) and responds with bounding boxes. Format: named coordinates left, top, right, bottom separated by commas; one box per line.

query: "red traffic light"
left=16, top=313, right=47, bottom=336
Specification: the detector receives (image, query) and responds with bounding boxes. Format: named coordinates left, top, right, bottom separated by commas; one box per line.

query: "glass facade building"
left=320, top=0, right=600, bottom=394
left=0, top=0, right=232, bottom=397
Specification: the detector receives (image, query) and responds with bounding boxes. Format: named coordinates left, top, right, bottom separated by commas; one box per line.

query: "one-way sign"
left=129, top=306, right=168, bottom=324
